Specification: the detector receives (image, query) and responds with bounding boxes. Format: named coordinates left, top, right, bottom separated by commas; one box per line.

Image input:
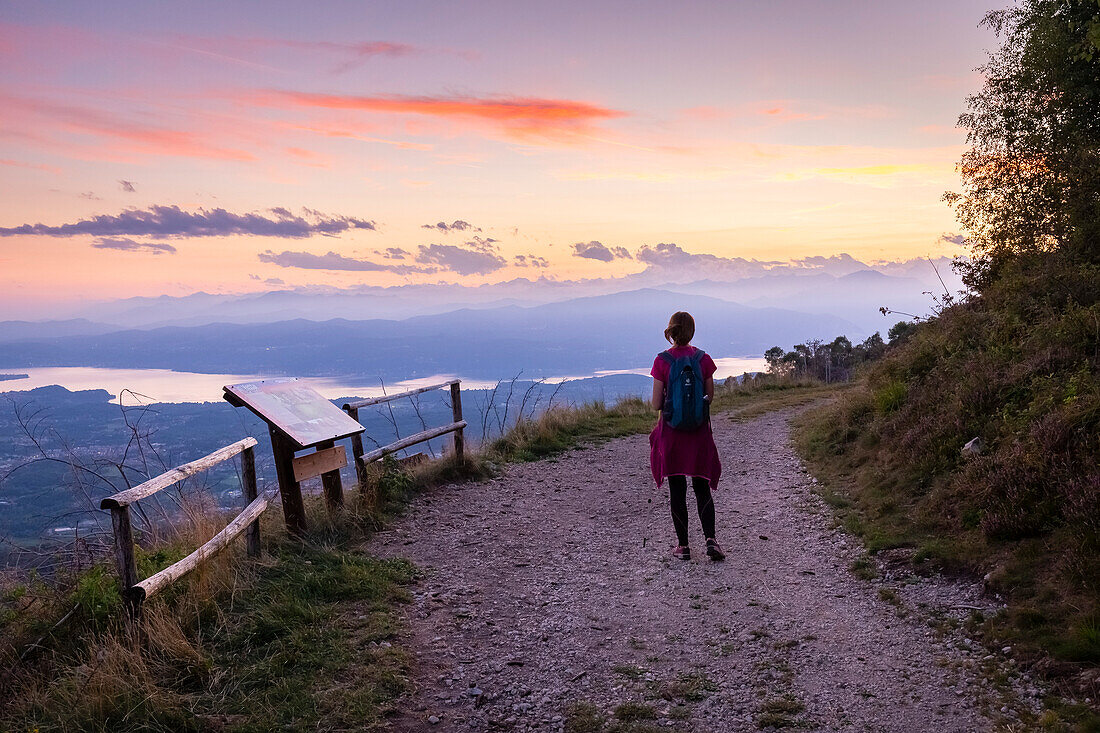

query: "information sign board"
left=223, top=378, right=364, bottom=449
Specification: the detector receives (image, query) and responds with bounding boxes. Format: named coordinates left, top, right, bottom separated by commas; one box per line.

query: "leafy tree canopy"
left=947, top=0, right=1100, bottom=289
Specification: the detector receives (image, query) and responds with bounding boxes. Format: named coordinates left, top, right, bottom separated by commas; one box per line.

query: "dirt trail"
left=371, top=407, right=1043, bottom=732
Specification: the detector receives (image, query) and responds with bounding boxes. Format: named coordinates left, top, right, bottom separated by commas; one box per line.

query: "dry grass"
left=0, top=484, right=415, bottom=732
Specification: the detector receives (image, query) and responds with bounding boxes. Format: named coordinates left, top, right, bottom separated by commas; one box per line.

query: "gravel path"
left=371, top=407, right=1043, bottom=732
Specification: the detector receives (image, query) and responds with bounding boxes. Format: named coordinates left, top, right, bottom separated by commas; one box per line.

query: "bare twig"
left=497, top=372, right=521, bottom=434
left=409, top=394, right=437, bottom=458
left=517, top=378, right=546, bottom=426
left=546, top=380, right=566, bottom=412
left=378, top=378, right=402, bottom=443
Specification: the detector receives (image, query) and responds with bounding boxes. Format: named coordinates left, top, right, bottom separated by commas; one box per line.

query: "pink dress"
left=649, top=345, right=722, bottom=489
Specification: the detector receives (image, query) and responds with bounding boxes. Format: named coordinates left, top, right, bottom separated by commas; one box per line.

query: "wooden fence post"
left=108, top=505, right=139, bottom=611
left=317, top=439, right=344, bottom=511
left=269, top=427, right=307, bottom=537
left=345, top=406, right=368, bottom=486
left=450, top=381, right=464, bottom=463
left=241, top=445, right=260, bottom=557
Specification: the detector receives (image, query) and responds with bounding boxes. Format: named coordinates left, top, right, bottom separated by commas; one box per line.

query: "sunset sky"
left=0, top=1, right=996, bottom=316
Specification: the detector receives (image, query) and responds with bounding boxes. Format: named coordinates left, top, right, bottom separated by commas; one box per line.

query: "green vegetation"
left=655, top=672, right=717, bottom=702
left=794, top=1, right=1100, bottom=719
left=566, top=702, right=607, bottom=733
left=796, top=250, right=1100, bottom=713
left=614, top=702, right=657, bottom=722
left=564, top=701, right=674, bottom=733
left=755, top=695, right=806, bottom=729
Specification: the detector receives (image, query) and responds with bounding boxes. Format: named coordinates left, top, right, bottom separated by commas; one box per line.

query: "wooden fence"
left=342, top=379, right=466, bottom=483
left=100, top=437, right=272, bottom=611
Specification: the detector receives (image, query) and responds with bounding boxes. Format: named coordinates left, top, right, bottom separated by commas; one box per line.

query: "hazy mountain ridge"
left=5, top=254, right=961, bottom=336
left=0, top=290, right=856, bottom=381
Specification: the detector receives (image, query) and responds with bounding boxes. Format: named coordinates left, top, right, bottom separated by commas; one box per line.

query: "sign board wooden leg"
left=318, top=439, right=344, bottom=511
left=269, top=427, right=307, bottom=537
left=345, top=407, right=368, bottom=486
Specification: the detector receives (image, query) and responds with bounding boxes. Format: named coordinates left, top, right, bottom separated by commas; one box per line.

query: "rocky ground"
left=370, top=407, right=1046, bottom=732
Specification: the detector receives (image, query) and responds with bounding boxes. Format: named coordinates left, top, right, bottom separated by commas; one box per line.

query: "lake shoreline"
left=0, top=359, right=767, bottom=405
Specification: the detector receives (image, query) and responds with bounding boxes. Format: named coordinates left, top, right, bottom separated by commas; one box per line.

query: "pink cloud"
left=1, top=94, right=256, bottom=162
left=0, top=158, right=61, bottom=174
left=168, top=36, right=430, bottom=74
left=283, top=146, right=331, bottom=167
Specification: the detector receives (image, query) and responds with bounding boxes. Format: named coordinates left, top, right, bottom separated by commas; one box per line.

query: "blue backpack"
left=659, top=349, right=709, bottom=431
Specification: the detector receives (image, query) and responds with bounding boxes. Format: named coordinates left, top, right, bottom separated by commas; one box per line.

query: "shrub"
left=798, top=258, right=1100, bottom=670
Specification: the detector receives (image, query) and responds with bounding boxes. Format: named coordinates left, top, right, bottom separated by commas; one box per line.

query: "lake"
left=0, top=357, right=768, bottom=404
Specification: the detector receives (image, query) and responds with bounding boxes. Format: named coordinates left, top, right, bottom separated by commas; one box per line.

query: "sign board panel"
left=223, top=378, right=364, bottom=449
left=292, top=445, right=348, bottom=482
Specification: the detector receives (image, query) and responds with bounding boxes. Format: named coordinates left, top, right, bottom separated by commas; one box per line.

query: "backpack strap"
left=658, top=350, right=675, bottom=365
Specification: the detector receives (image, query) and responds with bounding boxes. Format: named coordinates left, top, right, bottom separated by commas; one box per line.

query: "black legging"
left=668, top=475, right=715, bottom=546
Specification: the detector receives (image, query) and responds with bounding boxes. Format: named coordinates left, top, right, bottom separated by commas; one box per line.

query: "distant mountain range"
left=663, top=270, right=932, bottom=331
left=0, top=289, right=857, bottom=381
left=0, top=264, right=943, bottom=341
left=0, top=319, right=122, bottom=342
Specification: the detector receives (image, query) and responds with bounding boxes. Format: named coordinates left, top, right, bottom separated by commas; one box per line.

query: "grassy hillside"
left=793, top=1, right=1100, bottom=717
left=795, top=259, right=1099, bottom=695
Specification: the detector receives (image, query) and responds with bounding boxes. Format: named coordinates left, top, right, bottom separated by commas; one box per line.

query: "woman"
left=649, top=311, right=724, bottom=561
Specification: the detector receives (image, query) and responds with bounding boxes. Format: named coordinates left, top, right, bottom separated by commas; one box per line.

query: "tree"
left=888, top=320, right=918, bottom=346
left=764, top=346, right=788, bottom=375
left=946, top=0, right=1100, bottom=289
left=856, top=333, right=887, bottom=363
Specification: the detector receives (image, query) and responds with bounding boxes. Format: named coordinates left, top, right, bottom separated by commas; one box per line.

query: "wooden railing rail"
left=342, top=380, right=465, bottom=483
left=342, top=378, right=460, bottom=411
left=129, top=489, right=275, bottom=604
left=99, top=437, right=266, bottom=612
left=358, top=421, right=467, bottom=464
left=101, top=438, right=257, bottom=509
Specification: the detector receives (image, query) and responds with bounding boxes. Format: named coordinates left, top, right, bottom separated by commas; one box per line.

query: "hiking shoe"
left=672, top=545, right=691, bottom=561
left=705, top=539, right=726, bottom=561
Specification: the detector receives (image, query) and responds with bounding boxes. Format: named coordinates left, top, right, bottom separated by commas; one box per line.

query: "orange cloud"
left=256, top=91, right=626, bottom=140
left=682, top=101, right=825, bottom=123
left=755, top=105, right=824, bottom=122
left=775, top=163, right=953, bottom=187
